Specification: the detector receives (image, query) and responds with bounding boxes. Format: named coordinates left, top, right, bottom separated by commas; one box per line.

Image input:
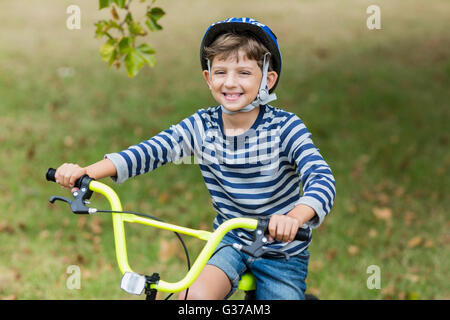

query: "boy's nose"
left=224, top=73, right=238, bottom=88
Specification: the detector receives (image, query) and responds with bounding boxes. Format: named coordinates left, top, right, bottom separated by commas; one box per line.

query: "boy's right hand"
left=54, top=163, right=87, bottom=192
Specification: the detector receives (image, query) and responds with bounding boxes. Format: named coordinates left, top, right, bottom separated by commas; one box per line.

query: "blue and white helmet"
left=200, top=17, right=282, bottom=93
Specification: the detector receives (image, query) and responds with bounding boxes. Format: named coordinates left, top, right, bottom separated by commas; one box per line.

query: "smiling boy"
left=54, top=17, right=336, bottom=300
left=207, top=49, right=269, bottom=136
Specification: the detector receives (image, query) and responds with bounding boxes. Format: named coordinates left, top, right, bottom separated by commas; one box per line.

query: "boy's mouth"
left=222, top=92, right=243, bottom=102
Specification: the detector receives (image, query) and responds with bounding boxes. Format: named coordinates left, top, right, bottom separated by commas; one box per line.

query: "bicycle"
left=46, top=168, right=316, bottom=300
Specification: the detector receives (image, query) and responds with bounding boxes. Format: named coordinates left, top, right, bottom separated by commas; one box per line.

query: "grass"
left=0, top=0, right=449, bottom=300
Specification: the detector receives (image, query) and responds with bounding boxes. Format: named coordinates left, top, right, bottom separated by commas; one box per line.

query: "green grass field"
left=0, top=0, right=449, bottom=299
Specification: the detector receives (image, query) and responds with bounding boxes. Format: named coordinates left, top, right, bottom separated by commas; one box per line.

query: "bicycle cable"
left=94, top=209, right=191, bottom=300
left=209, top=244, right=234, bottom=260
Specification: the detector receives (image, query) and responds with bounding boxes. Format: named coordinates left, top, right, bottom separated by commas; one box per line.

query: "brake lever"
left=49, top=196, right=72, bottom=205
left=233, top=217, right=290, bottom=261
left=49, top=183, right=96, bottom=214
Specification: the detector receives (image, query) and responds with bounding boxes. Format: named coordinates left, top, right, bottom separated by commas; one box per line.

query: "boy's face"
left=203, top=50, right=278, bottom=113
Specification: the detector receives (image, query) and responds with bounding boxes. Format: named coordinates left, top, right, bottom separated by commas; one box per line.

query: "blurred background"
left=0, top=0, right=448, bottom=299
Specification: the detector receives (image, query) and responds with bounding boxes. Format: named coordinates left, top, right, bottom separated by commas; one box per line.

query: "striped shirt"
left=105, top=105, right=336, bottom=256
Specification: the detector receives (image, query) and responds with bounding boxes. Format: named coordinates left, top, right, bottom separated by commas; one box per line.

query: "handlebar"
left=46, top=168, right=309, bottom=241
left=46, top=167, right=311, bottom=294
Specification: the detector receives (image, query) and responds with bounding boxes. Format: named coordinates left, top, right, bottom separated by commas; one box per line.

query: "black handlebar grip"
left=260, top=217, right=310, bottom=242
left=46, top=167, right=93, bottom=189
left=295, top=228, right=310, bottom=241
left=46, top=168, right=57, bottom=182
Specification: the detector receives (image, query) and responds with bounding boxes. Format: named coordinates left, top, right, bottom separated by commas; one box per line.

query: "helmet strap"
left=207, top=58, right=212, bottom=82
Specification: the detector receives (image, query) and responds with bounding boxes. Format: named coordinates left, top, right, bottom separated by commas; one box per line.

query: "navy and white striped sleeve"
left=104, top=116, right=198, bottom=184
left=281, top=114, right=336, bottom=228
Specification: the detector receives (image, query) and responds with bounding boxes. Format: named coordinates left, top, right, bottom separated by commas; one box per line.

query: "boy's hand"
left=267, top=214, right=301, bottom=243
left=55, top=163, right=87, bottom=192
left=267, top=205, right=316, bottom=243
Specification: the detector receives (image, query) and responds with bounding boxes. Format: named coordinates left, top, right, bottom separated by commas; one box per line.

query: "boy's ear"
left=202, top=70, right=211, bottom=89
left=267, top=71, right=278, bottom=91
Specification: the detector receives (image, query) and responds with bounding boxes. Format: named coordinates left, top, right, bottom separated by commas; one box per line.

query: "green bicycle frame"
left=89, top=180, right=258, bottom=293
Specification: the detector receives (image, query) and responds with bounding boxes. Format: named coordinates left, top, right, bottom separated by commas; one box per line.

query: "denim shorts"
left=206, top=234, right=310, bottom=300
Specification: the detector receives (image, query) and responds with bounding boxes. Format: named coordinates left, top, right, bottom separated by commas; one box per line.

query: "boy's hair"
left=203, top=32, right=274, bottom=72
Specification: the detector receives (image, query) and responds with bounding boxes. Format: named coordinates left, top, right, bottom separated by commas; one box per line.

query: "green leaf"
left=136, top=43, right=156, bottom=67
left=129, top=21, right=146, bottom=36
left=94, top=20, right=108, bottom=39
left=113, top=0, right=126, bottom=8
left=108, top=49, right=118, bottom=67
left=124, top=12, right=133, bottom=25
left=149, top=7, right=165, bottom=20
left=99, top=0, right=113, bottom=10
left=107, top=19, right=121, bottom=30
left=145, top=7, right=165, bottom=32
left=145, top=17, right=162, bottom=32
left=100, top=39, right=116, bottom=63
left=118, top=37, right=132, bottom=55
left=125, top=48, right=145, bottom=78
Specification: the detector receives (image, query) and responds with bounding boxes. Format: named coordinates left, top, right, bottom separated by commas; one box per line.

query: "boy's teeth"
left=223, top=93, right=242, bottom=101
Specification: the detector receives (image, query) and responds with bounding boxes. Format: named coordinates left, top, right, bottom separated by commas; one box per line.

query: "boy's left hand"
left=267, top=214, right=301, bottom=243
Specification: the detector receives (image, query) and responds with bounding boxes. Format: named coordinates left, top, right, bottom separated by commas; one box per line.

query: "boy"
left=55, top=17, right=336, bottom=300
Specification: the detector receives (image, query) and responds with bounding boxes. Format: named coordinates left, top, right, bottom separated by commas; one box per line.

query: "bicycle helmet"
left=200, top=17, right=282, bottom=114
